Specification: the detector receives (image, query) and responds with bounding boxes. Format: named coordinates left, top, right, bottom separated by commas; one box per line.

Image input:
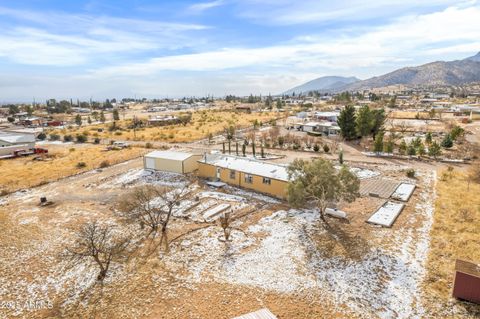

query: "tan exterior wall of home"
left=197, top=162, right=287, bottom=199
left=183, top=155, right=203, bottom=173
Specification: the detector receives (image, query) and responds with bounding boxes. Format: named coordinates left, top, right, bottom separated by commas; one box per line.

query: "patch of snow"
left=198, top=191, right=246, bottom=202
left=203, top=203, right=231, bottom=221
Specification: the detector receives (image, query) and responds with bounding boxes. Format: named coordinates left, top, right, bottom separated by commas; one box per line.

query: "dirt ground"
left=1, top=154, right=464, bottom=319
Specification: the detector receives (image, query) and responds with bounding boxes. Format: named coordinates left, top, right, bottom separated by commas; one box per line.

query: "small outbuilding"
left=144, top=150, right=202, bottom=174
left=453, top=259, right=480, bottom=304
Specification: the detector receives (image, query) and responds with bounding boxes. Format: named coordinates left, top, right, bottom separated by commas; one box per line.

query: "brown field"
left=49, top=110, right=279, bottom=143
left=389, top=111, right=431, bottom=119
left=422, top=168, right=480, bottom=316
left=0, top=144, right=146, bottom=194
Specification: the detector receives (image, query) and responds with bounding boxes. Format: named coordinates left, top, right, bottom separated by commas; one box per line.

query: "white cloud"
left=188, top=0, right=225, bottom=13
left=92, top=5, right=480, bottom=77
left=0, top=6, right=209, bottom=66
left=238, top=0, right=474, bottom=25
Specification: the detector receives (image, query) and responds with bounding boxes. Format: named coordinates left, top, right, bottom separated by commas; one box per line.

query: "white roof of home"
left=303, top=121, right=321, bottom=127
left=200, top=154, right=289, bottom=181
left=0, top=132, right=36, bottom=144
left=145, top=150, right=196, bottom=161
left=314, top=111, right=339, bottom=117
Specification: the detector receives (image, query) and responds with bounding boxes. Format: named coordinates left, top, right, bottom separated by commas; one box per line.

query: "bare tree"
left=117, top=184, right=191, bottom=250
left=218, top=211, right=232, bottom=242
left=64, top=221, right=131, bottom=281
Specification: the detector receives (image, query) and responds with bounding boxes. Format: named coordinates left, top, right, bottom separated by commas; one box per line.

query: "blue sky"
left=0, top=0, right=480, bottom=101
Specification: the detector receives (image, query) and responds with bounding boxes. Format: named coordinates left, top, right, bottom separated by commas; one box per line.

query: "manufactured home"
left=144, top=150, right=202, bottom=174
left=198, top=154, right=289, bottom=199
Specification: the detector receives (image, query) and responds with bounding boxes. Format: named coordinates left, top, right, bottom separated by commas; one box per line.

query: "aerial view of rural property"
left=1, top=1, right=480, bottom=318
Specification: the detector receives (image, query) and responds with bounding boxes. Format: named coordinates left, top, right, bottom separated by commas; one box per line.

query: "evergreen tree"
left=370, top=109, right=386, bottom=139
left=113, top=109, right=120, bottom=121
left=373, top=132, right=384, bottom=153
left=417, top=142, right=426, bottom=156
left=441, top=134, right=453, bottom=148
left=383, top=138, right=394, bottom=154
left=428, top=141, right=441, bottom=158
left=337, top=105, right=357, bottom=140
left=75, top=114, right=82, bottom=126
left=407, top=143, right=417, bottom=156
left=399, top=139, right=407, bottom=155
left=355, top=105, right=373, bottom=137
left=425, top=132, right=432, bottom=145
left=100, top=111, right=106, bottom=123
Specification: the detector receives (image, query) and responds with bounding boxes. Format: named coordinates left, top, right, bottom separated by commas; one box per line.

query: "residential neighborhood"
left=1, top=1, right=480, bottom=319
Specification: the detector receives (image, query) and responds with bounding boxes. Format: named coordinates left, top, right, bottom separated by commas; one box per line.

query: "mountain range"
left=284, top=52, right=480, bottom=94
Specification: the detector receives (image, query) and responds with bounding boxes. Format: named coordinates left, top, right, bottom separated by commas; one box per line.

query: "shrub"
left=441, top=134, right=453, bottom=148
left=323, top=144, right=330, bottom=153
left=93, top=138, right=101, bottom=144
left=37, top=132, right=47, bottom=140
left=145, top=142, right=153, bottom=149
left=313, top=144, right=320, bottom=152
left=76, top=134, right=88, bottom=143
left=76, top=162, right=86, bottom=169
left=406, top=168, right=415, bottom=178
left=64, top=135, right=73, bottom=142
left=99, top=160, right=110, bottom=168
left=49, top=134, right=60, bottom=141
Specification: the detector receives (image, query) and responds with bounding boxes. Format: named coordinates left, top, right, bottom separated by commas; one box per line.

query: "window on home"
left=244, top=174, right=253, bottom=184
left=229, top=170, right=236, bottom=179
left=262, top=177, right=271, bottom=185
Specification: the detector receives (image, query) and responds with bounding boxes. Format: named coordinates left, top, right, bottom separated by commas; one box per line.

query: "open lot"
left=48, top=110, right=278, bottom=143
left=0, top=144, right=146, bottom=194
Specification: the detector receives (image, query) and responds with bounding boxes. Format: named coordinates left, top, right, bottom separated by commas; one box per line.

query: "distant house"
left=198, top=154, right=289, bottom=199
left=147, top=115, right=180, bottom=126
left=19, top=116, right=43, bottom=127
left=0, top=131, right=36, bottom=148
left=300, top=121, right=340, bottom=136
left=453, top=259, right=480, bottom=304
left=313, top=111, right=340, bottom=122
left=235, top=105, right=252, bottom=113
left=147, top=106, right=167, bottom=112
left=0, top=131, right=36, bottom=157
left=144, top=150, right=202, bottom=174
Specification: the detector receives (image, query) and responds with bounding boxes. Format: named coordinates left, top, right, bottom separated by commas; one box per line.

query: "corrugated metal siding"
left=453, top=272, right=480, bottom=304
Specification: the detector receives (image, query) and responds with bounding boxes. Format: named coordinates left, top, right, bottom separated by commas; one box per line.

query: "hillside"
left=284, top=52, right=480, bottom=94
left=343, top=52, right=480, bottom=91
left=283, top=76, right=359, bottom=95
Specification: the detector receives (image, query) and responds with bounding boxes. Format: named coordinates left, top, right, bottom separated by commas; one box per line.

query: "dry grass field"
left=0, top=144, right=146, bottom=194
left=389, top=111, right=431, bottom=119
left=422, top=167, right=480, bottom=317
left=50, top=110, right=278, bottom=143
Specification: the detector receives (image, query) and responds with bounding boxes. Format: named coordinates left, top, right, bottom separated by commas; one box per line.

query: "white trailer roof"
left=201, top=154, right=289, bottom=181
left=145, top=150, right=196, bottom=161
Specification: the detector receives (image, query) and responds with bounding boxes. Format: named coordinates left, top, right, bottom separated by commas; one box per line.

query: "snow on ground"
left=335, top=165, right=381, bottom=179
left=163, top=170, right=437, bottom=319
left=97, top=169, right=190, bottom=189
left=224, top=186, right=281, bottom=204
left=198, top=191, right=246, bottom=202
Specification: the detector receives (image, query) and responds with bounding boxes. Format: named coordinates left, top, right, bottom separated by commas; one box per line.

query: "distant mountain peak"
left=283, top=76, right=359, bottom=95
left=465, top=51, right=480, bottom=62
